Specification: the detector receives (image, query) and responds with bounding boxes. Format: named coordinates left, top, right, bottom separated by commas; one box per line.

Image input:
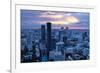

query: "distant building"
left=65, top=27, right=69, bottom=30
left=59, top=27, right=67, bottom=41
left=51, top=37, right=56, bottom=50
left=56, top=41, right=64, bottom=51
left=63, top=36, right=68, bottom=46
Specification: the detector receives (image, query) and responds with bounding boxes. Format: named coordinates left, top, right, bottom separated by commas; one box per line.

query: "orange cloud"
left=52, top=16, right=79, bottom=25
left=52, top=21, right=69, bottom=25
left=38, top=15, right=79, bottom=25
left=64, top=16, right=79, bottom=23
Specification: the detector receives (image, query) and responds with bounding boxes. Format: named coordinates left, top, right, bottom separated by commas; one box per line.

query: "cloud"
left=64, top=16, right=79, bottom=23
left=21, top=10, right=89, bottom=29
left=38, top=13, right=64, bottom=19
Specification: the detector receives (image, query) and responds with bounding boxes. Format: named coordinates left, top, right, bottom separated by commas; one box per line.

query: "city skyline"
left=21, top=10, right=90, bottom=62
left=21, top=10, right=89, bottom=29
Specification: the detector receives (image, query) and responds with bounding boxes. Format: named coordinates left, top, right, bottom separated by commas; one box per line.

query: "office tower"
left=59, top=27, right=64, bottom=41
left=59, top=30, right=64, bottom=41
left=47, top=22, right=52, bottom=51
left=41, top=25, right=45, bottom=43
left=46, top=22, right=52, bottom=60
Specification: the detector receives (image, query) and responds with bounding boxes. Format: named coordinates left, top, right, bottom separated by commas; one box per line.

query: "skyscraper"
left=41, top=25, right=45, bottom=43
left=47, top=22, right=52, bottom=51
left=59, top=27, right=64, bottom=41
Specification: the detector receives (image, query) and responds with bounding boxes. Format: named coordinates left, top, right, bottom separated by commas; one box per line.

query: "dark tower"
left=46, top=22, right=52, bottom=60
left=41, top=25, right=45, bottom=43
left=47, top=22, right=52, bottom=51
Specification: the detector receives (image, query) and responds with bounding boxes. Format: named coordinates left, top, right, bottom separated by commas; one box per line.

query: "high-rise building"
left=47, top=22, right=52, bottom=51
left=41, top=25, right=45, bottom=43
left=59, top=27, right=65, bottom=41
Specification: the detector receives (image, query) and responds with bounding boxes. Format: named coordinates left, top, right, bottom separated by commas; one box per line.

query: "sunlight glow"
left=65, top=16, right=79, bottom=23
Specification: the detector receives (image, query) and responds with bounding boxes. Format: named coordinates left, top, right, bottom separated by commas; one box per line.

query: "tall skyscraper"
left=47, top=22, right=52, bottom=51
left=41, top=25, right=45, bottom=43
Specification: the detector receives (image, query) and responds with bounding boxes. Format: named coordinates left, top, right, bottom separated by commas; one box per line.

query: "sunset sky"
left=21, top=10, right=89, bottom=29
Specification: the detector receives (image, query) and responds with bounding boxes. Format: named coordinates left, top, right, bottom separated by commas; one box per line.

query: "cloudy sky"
left=21, top=9, right=89, bottom=29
